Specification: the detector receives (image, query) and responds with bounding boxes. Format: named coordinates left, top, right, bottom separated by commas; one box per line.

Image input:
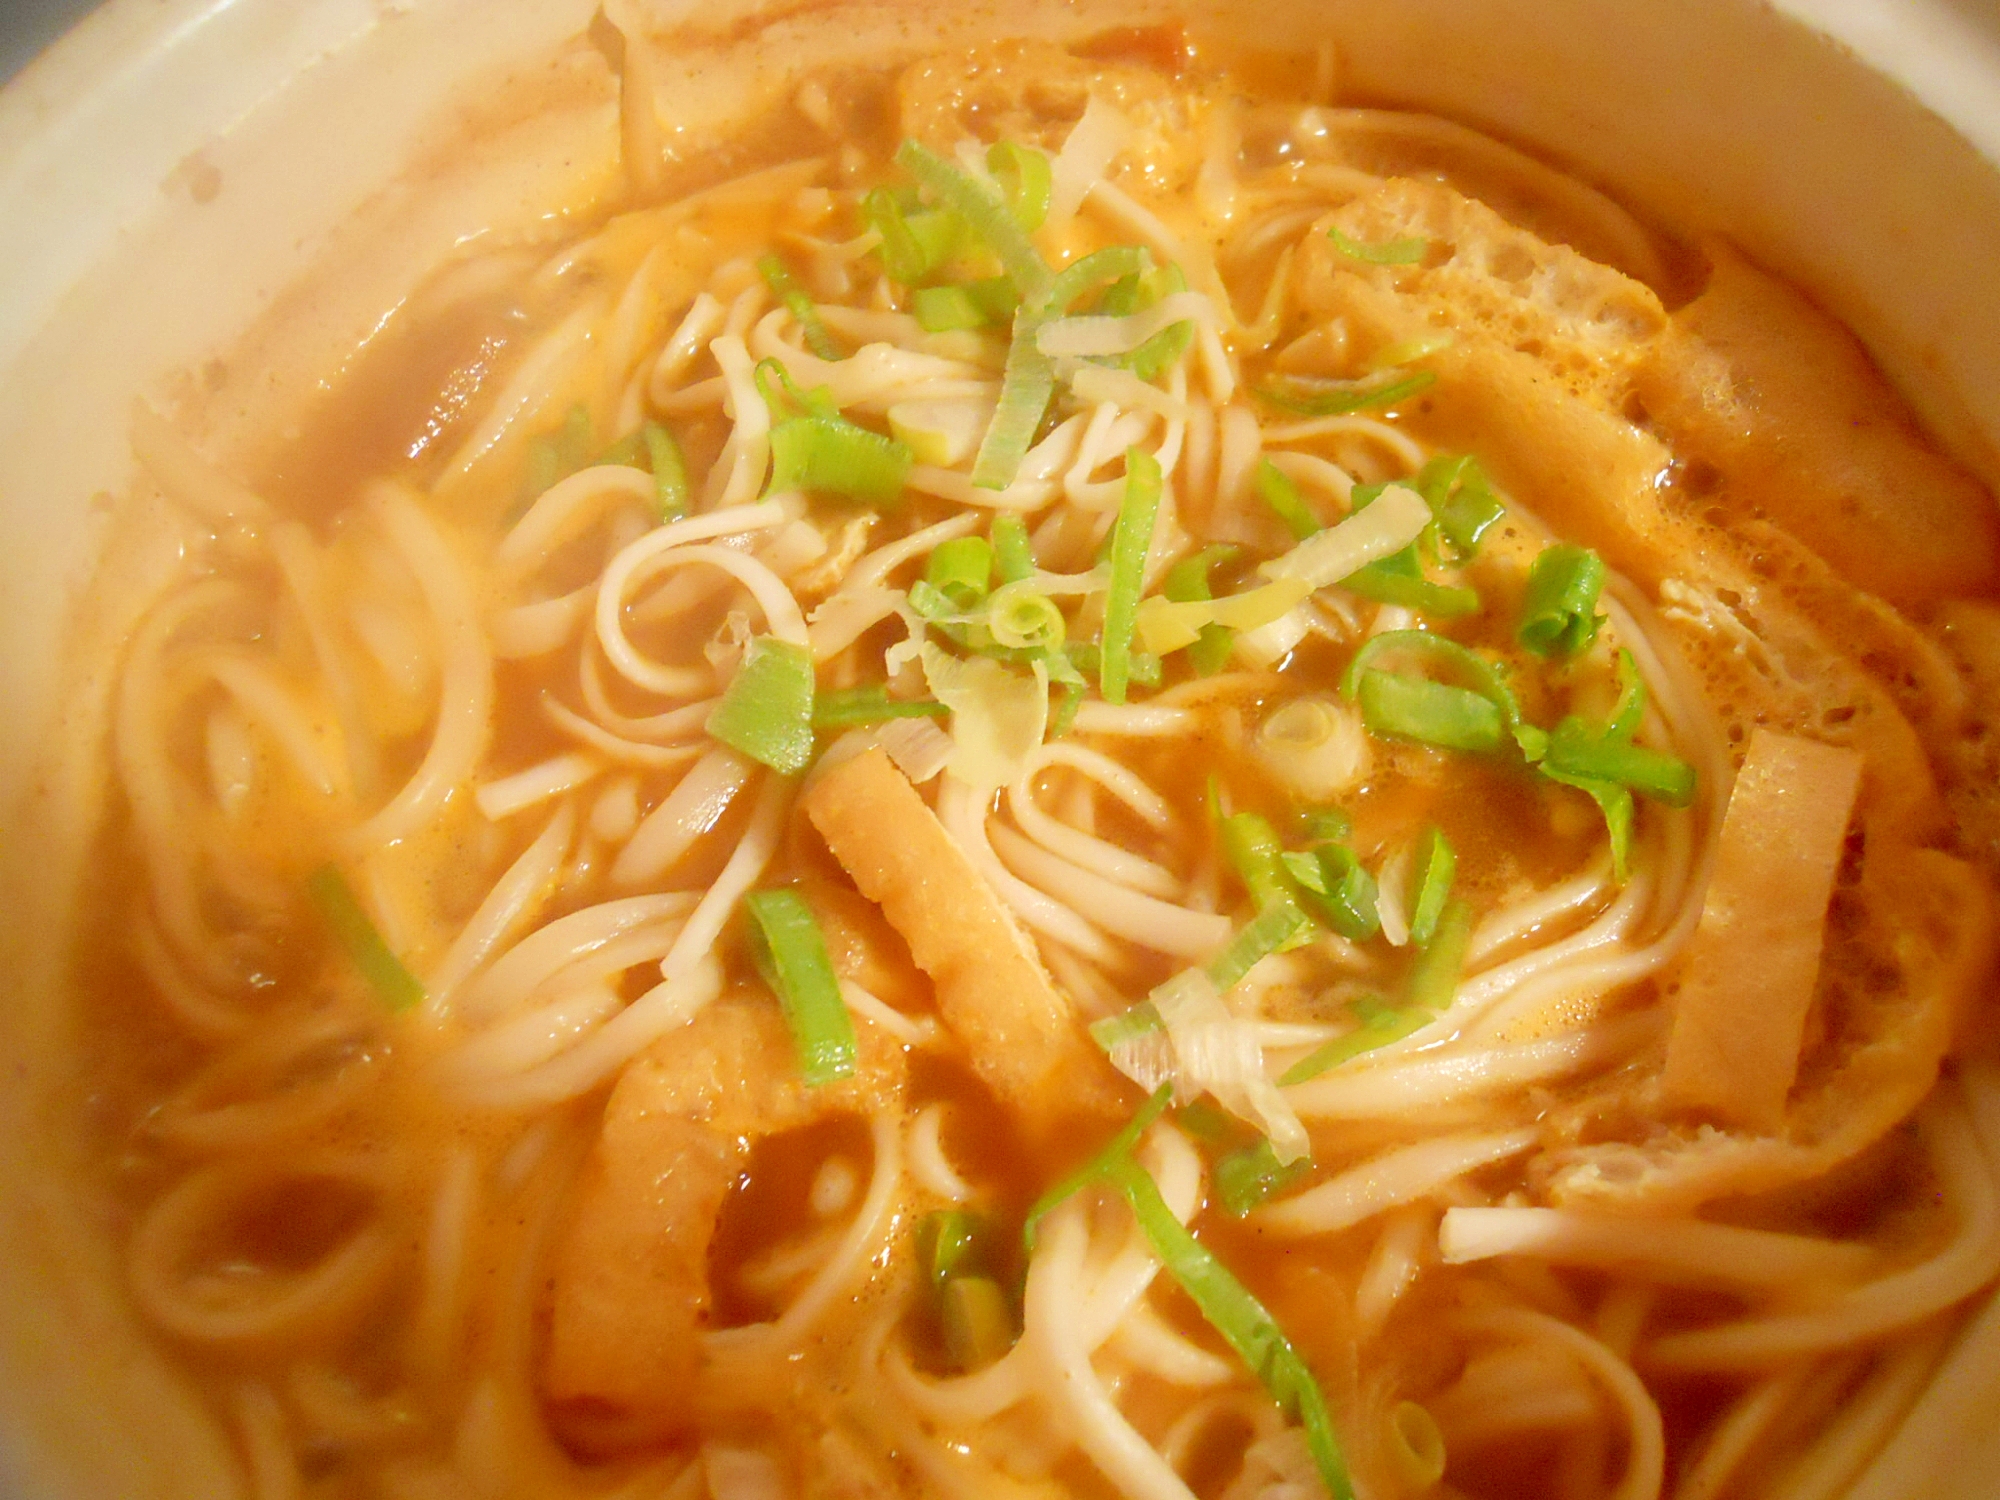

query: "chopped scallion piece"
left=1099, top=1157, right=1353, bottom=1500
left=863, top=188, right=960, bottom=283
left=986, top=140, right=1052, bottom=231
left=925, top=535, right=994, bottom=610
left=706, top=636, right=817, bottom=774
left=1543, top=764, right=1637, bottom=881
left=1023, top=1085, right=1174, bottom=1250
left=1278, top=996, right=1425, bottom=1084
left=1328, top=225, right=1428, bottom=265
left=1296, top=807, right=1353, bottom=845
left=1099, top=446, right=1161, bottom=705
left=1544, top=717, right=1697, bottom=806
left=896, top=140, right=1052, bottom=305
left=1220, top=811, right=1299, bottom=912
left=987, top=582, right=1065, bottom=652
left=1282, top=845, right=1380, bottom=942
left=1356, top=671, right=1505, bottom=753
left=1089, top=1000, right=1162, bottom=1054
left=811, top=685, right=949, bottom=729
left=918, top=1208, right=986, bottom=1290
left=1518, top=543, right=1607, bottom=659
left=941, top=1276, right=1014, bottom=1370
left=1415, top=454, right=1504, bottom=558
left=1607, top=647, right=1646, bottom=742
left=914, top=284, right=989, bottom=332
left=1257, top=370, right=1437, bottom=417
left=1405, top=898, right=1474, bottom=1016
left=1341, top=551, right=1482, bottom=618
left=744, top=888, right=857, bottom=1085
left=757, top=253, right=842, bottom=362
left=769, top=413, right=912, bottom=505
left=1256, top=457, right=1322, bottom=540
left=971, top=307, right=1055, bottom=490
left=1407, top=827, right=1456, bottom=948
left=1049, top=681, right=1083, bottom=738
left=1215, top=1137, right=1314, bottom=1217
left=307, top=865, right=425, bottom=1013
left=1165, top=544, right=1241, bottom=676
left=991, top=513, right=1036, bottom=585
left=1046, top=245, right=1153, bottom=314
left=1342, top=630, right=1546, bottom=761
left=1207, top=899, right=1314, bottom=992
left=644, top=422, right=689, bottom=520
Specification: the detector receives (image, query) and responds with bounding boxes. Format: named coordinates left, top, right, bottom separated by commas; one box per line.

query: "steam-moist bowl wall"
left=3, top=1, right=2000, bottom=1496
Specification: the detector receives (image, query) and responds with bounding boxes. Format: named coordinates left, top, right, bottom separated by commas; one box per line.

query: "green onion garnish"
left=987, top=582, right=1066, bottom=652
left=1257, top=370, right=1438, bottom=417
left=1098, top=1157, right=1353, bottom=1500
left=1282, top=845, right=1380, bottom=942
left=1164, top=544, right=1240, bottom=676
left=863, top=188, right=961, bottom=284
left=1046, top=244, right=1153, bottom=314
left=1215, top=1137, right=1314, bottom=1217
left=1607, top=647, right=1646, bottom=741
left=941, top=1276, right=1015, bottom=1371
left=1296, top=806, right=1353, bottom=844
left=971, top=306, right=1055, bottom=490
left=811, top=685, right=949, bottom=729
left=918, top=1208, right=987, bottom=1289
left=757, top=253, right=843, bottom=362
left=307, top=865, right=426, bottom=1013
left=644, top=422, right=689, bottom=520
left=1341, top=631, right=1547, bottom=761
left=1328, top=225, right=1429, bottom=265
left=1518, top=543, right=1607, bottom=659
left=1256, top=458, right=1322, bottom=541
left=1356, top=671, right=1505, bottom=753
left=925, top=535, right=994, bottom=610
left=991, top=513, right=1036, bottom=585
left=1207, top=899, right=1314, bottom=992
left=1099, top=447, right=1161, bottom=705
left=1544, top=717, right=1697, bottom=806
left=1121, top=264, right=1195, bottom=381
left=1405, top=897, right=1474, bottom=1015
left=1279, top=997, right=1427, bottom=1084
left=706, top=635, right=817, bottom=774
left=1407, top=827, right=1456, bottom=948
left=1023, top=1085, right=1174, bottom=1250
left=1415, top=454, right=1504, bottom=558
left=743, top=887, right=857, bottom=1086
left=1221, top=811, right=1301, bottom=912
left=769, top=412, right=912, bottom=505
left=1341, top=552, right=1482, bottom=618
left=896, top=140, right=1052, bottom=305
left=914, top=277, right=1020, bottom=332
left=1543, top=764, right=1637, bottom=881
left=986, top=140, right=1053, bottom=231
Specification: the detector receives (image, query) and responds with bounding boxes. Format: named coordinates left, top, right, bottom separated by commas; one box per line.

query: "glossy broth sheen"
left=68, top=24, right=2000, bottom=1500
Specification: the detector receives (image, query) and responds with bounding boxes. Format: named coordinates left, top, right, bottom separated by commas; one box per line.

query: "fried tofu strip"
left=804, top=747, right=1123, bottom=1118
left=543, top=994, right=902, bottom=1448
left=1662, top=730, right=1864, bottom=1132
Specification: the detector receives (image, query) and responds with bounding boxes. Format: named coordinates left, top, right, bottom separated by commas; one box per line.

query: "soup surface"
left=67, top=22, right=2000, bottom=1500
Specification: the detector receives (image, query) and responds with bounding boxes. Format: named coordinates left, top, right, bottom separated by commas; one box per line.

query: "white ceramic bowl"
left=1, top=2, right=1997, bottom=1494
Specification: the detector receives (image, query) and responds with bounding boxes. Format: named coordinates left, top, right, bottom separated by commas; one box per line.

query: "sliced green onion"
left=757, top=253, right=842, bottom=362
left=1257, top=370, right=1437, bottom=417
left=769, top=414, right=912, bottom=505
left=1518, top=543, right=1607, bottom=659
left=1282, top=845, right=1380, bottom=943
left=644, top=422, right=690, bottom=520
left=1296, top=807, right=1353, bottom=845
left=1185, top=623, right=1234, bottom=676
left=1545, top=717, right=1697, bottom=806
left=918, top=1208, right=986, bottom=1289
left=1607, top=647, right=1646, bottom=742
left=1342, top=630, right=1546, bottom=761
left=1119, top=263, right=1194, bottom=381
left=941, top=1276, right=1015, bottom=1370
left=896, top=140, right=1052, bottom=305
left=1215, top=1137, right=1314, bottom=1217
left=1415, top=454, right=1504, bottom=558
left=991, top=513, right=1036, bottom=585
left=1256, top=458, right=1322, bottom=540
left=1207, top=899, right=1314, bottom=992
left=1023, top=1085, right=1174, bottom=1250
left=986, top=140, right=1052, bottom=231
left=1046, top=245, right=1153, bottom=315
left=971, top=306, right=1055, bottom=490
left=744, top=887, right=857, bottom=1086
left=1407, top=826, right=1456, bottom=948
left=914, top=284, right=989, bottom=332
left=1166, top=544, right=1240, bottom=676
left=1388, top=1401, right=1449, bottom=1490
left=307, top=865, right=425, bottom=1013
left=1099, top=446, right=1161, bottom=705
left=1065, top=640, right=1161, bottom=688
left=1049, top=681, right=1083, bottom=738
left=1405, top=898, right=1474, bottom=1015
left=1278, top=996, right=1425, bottom=1084
left=1220, top=811, right=1299, bottom=911
left=926, top=535, right=994, bottom=609
left=597, top=430, right=643, bottom=468
left=1341, top=549, right=1482, bottom=618
left=707, top=636, right=816, bottom=774
left=987, top=582, right=1066, bottom=652
left=863, top=188, right=960, bottom=283
left=1100, top=1157, right=1352, bottom=1500
left=1328, top=225, right=1428, bottom=265
left=1089, top=1000, right=1162, bottom=1054
left=1543, top=764, right=1637, bottom=881
left=1172, top=1101, right=1234, bottom=1143
left=1357, top=671, right=1505, bottom=753
left=811, top=685, right=949, bottom=729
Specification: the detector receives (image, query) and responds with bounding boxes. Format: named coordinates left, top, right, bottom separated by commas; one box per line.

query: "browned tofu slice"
left=1663, top=730, right=1865, bottom=1132
left=804, top=748, right=1124, bottom=1120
